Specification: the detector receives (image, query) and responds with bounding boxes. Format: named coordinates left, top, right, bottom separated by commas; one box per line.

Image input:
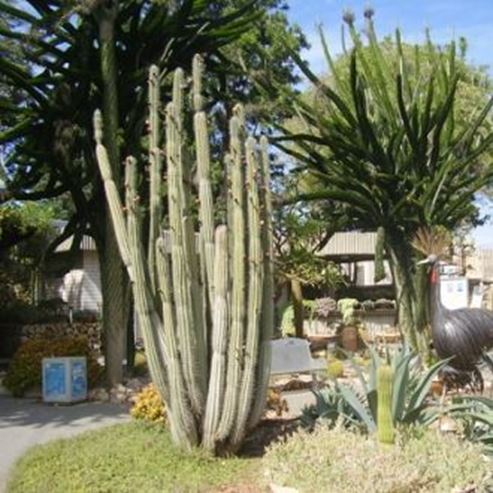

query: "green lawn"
left=8, top=422, right=262, bottom=493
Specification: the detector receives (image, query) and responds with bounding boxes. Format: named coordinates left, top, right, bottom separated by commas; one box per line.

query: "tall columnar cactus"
left=377, top=364, right=395, bottom=445
left=94, top=54, right=273, bottom=454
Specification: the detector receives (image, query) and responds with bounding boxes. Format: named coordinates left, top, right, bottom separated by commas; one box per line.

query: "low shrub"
left=264, top=425, right=492, bottom=493
left=130, top=384, right=167, bottom=425
left=4, top=336, right=102, bottom=396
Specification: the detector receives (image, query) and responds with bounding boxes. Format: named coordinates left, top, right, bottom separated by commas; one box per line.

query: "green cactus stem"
left=377, top=364, right=395, bottom=445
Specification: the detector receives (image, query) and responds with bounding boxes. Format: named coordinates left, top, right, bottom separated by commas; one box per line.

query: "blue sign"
left=71, top=360, right=87, bottom=399
left=44, top=362, right=66, bottom=398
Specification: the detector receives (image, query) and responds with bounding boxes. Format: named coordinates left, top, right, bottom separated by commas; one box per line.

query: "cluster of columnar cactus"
left=94, top=54, right=273, bottom=454
left=377, top=364, right=395, bottom=445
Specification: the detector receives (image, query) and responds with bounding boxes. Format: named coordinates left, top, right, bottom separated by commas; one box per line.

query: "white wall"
left=42, top=251, right=102, bottom=313
left=80, top=250, right=102, bottom=312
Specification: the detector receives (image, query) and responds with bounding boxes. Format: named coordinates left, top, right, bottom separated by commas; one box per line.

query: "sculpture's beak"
left=417, top=257, right=431, bottom=265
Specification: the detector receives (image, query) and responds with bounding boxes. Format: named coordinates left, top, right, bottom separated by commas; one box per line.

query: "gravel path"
left=0, top=395, right=129, bottom=493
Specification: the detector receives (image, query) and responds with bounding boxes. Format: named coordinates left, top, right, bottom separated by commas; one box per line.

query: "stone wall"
left=0, top=322, right=102, bottom=359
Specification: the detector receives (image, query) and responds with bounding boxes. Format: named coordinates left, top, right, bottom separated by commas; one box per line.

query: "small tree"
left=274, top=175, right=344, bottom=337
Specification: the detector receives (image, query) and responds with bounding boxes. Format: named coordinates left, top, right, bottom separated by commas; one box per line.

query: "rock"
left=88, top=388, right=109, bottom=402
left=439, top=416, right=458, bottom=433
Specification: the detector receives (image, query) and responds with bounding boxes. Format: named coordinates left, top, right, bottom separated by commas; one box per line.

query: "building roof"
left=318, top=232, right=379, bottom=261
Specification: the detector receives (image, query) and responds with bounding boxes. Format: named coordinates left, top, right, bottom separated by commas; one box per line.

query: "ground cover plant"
left=7, top=423, right=261, bottom=493
left=263, top=425, right=492, bottom=493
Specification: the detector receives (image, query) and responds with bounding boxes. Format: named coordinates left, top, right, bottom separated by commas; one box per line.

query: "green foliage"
left=0, top=201, right=57, bottom=309
left=263, top=425, right=492, bottom=493
left=130, top=384, right=167, bottom=425
left=7, top=423, right=259, bottom=493
left=273, top=173, right=345, bottom=290
left=337, top=298, right=359, bottom=325
left=447, top=396, right=493, bottom=456
left=301, top=345, right=448, bottom=431
left=0, top=202, right=54, bottom=249
left=280, top=299, right=315, bottom=336
left=278, top=13, right=493, bottom=351
left=4, top=336, right=102, bottom=397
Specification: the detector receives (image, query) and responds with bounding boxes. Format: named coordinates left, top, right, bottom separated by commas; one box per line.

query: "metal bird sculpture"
left=414, top=229, right=493, bottom=386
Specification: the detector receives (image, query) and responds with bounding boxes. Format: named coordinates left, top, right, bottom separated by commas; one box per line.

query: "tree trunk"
left=290, top=279, right=304, bottom=338
left=126, top=298, right=135, bottom=373
left=386, top=231, right=432, bottom=363
left=100, top=242, right=126, bottom=385
left=97, top=6, right=128, bottom=385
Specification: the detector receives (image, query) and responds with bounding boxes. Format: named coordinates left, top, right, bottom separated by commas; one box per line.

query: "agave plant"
left=446, top=396, right=493, bottom=456
left=302, top=345, right=449, bottom=431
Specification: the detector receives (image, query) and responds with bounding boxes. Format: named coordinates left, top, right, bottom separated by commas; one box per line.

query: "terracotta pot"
left=341, top=325, right=358, bottom=352
left=431, top=379, right=444, bottom=397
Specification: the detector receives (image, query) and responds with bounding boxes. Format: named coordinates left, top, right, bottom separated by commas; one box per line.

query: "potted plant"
left=337, top=298, right=361, bottom=352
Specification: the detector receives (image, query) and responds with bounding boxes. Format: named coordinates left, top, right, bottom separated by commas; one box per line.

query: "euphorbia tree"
left=94, top=56, right=274, bottom=454
left=0, top=0, right=261, bottom=384
left=276, top=11, right=493, bottom=355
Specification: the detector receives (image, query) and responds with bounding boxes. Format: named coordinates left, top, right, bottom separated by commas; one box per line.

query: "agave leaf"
left=392, top=352, right=413, bottom=422
left=407, top=357, right=451, bottom=413
left=337, top=382, right=376, bottom=432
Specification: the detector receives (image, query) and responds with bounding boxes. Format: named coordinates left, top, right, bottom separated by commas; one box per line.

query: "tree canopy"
left=275, top=10, right=493, bottom=354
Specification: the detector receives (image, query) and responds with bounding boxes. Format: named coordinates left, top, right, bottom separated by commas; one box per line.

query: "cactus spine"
left=377, top=364, right=395, bottom=445
left=94, top=54, right=273, bottom=454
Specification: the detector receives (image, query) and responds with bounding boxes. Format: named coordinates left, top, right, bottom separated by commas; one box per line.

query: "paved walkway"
left=0, top=395, right=129, bottom=492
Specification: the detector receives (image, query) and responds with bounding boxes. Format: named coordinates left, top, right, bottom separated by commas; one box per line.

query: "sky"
left=284, top=0, right=493, bottom=247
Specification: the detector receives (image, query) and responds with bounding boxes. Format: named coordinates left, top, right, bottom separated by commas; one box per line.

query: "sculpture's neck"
left=429, top=265, right=444, bottom=328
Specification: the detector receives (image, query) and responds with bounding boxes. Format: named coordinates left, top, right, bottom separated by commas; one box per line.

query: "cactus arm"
left=94, top=110, right=134, bottom=281
left=217, top=113, right=247, bottom=439
left=232, top=137, right=264, bottom=445
left=377, top=364, right=395, bottom=445
left=174, top=67, right=208, bottom=394
left=124, top=157, right=170, bottom=402
left=202, top=226, right=229, bottom=451
left=95, top=111, right=171, bottom=406
left=194, top=103, right=215, bottom=310
left=155, top=238, right=198, bottom=447
left=147, top=65, right=163, bottom=291
left=249, top=135, right=274, bottom=427
left=166, top=90, right=205, bottom=415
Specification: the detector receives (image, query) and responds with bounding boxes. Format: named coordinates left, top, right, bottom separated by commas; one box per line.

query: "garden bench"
left=270, top=338, right=326, bottom=382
